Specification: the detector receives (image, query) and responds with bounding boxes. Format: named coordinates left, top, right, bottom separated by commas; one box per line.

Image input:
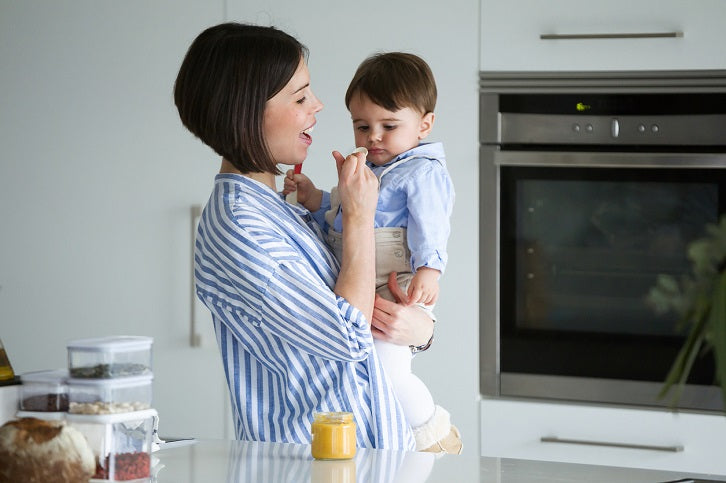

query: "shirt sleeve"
left=310, top=190, right=331, bottom=231
left=404, top=162, right=455, bottom=274
left=197, top=207, right=374, bottom=363
left=260, top=258, right=375, bottom=362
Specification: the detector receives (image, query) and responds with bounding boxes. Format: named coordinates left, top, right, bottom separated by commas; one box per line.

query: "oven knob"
left=651, top=124, right=660, bottom=133
left=572, top=124, right=581, bottom=133
left=611, top=118, right=619, bottom=138
left=638, top=124, right=646, bottom=133
left=585, top=124, right=593, bottom=133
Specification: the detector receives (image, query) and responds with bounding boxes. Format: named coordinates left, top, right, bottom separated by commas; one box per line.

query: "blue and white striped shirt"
left=194, top=173, right=415, bottom=450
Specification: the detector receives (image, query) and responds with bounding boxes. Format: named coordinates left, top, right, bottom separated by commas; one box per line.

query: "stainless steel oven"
left=479, top=70, right=726, bottom=412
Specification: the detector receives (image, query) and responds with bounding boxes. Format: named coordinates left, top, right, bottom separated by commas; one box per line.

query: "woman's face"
left=263, top=59, right=323, bottom=167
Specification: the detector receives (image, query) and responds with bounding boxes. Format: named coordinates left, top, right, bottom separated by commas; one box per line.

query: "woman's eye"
left=296, top=96, right=307, bottom=104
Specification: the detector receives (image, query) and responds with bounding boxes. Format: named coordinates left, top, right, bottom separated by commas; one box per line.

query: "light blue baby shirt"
left=313, top=142, right=455, bottom=274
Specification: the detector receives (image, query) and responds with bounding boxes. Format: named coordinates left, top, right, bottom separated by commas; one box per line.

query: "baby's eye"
left=384, top=124, right=397, bottom=130
left=356, top=125, right=369, bottom=132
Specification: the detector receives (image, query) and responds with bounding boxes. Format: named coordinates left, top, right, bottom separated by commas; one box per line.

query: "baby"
left=284, top=52, right=459, bottom=453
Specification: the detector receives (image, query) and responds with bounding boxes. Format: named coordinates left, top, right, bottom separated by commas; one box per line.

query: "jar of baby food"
left=310, top=412, right=356, bottom=460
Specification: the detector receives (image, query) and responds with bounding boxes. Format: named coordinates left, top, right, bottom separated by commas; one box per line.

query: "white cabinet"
left=480, top=398, right=726, bottom=475
left=480, top=0, right=726, bottom=71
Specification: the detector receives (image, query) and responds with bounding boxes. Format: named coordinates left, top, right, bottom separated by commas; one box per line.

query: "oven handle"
left=492, top=150, right=726, bottom=169
left=541, top=436, right=684, bottom=453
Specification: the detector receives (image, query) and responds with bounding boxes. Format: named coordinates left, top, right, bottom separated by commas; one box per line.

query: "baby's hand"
left=407, top=267, right=440, bottom=306
left=283, top=170, right=316, bottom=206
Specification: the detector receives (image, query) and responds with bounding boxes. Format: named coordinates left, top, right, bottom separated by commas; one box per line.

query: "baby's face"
left=348, top=93, right=431, bottom=166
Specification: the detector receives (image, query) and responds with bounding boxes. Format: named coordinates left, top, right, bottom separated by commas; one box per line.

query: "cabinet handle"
left=190, top=204, right=203, bottom=348
left=541, top=436, right=684, bottom=453
left=540, top=32, right=683, bottom=40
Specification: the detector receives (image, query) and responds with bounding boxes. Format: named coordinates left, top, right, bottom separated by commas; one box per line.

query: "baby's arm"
left=407, top=266, right=440, bottom=306
left=283, top=170, right=323, bottom=212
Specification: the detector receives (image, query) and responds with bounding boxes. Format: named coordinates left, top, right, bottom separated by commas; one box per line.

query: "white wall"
left=0, top=0, right=481, bottom=450
left=0, top=0, right=231, bottom=438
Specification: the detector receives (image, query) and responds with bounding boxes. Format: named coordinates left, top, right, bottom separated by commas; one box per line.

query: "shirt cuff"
left=411, top=249, right=447, bottom=275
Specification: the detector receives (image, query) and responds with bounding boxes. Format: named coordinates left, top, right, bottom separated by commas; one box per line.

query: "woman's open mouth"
left=300, top=124, right=314, bottom=145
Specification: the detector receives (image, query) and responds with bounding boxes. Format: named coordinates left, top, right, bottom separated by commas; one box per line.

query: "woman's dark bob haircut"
left=174, top=23, right=308, bottom=175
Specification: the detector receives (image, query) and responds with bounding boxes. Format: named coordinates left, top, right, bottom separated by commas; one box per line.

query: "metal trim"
left=479, top=70, right=726, bottom=93
left=493, top=150, right=726, bottom=169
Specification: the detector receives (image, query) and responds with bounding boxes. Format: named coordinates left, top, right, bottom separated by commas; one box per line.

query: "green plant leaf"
left=653, top=215, right=726, bottom=411
left=659, top=315, right=706, bottom=406
left=709, top=269, right=726, bottom=406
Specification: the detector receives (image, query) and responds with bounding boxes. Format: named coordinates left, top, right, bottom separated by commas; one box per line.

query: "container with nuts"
left=68, top=374, right=153, bottom=415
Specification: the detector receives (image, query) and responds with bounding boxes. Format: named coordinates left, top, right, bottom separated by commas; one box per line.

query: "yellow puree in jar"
left=311, top=412, right=356, bottom=460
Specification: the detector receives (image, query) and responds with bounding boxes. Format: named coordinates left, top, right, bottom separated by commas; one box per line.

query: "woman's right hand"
left=332, top=149, right=379, bottom=322
left=371, top=272, right=435, bottom=347
left=332, top=150, right=378, bottom=223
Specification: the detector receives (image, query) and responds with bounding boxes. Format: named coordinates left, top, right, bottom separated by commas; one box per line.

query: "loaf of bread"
left=0, top=417, right=95, bottom=483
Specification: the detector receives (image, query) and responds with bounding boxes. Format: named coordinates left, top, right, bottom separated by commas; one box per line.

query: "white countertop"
left=152, top=439, right=726, bottom=482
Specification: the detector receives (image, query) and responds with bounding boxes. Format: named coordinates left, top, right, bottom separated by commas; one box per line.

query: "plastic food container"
left=67, top=336, right=153, bottom=379
left=68, top=374, right=153, bottom=414
left=66, top=409, right=157, bottom=481
left=310, top=412, right=357, bottom=460
left=15, top=410, right=66, bottom=421
left=19, top=369, right=69, bottom=412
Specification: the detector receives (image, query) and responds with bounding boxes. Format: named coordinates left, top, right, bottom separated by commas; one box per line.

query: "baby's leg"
left=375, top=274, right=462, bottom=453
left=374, top=339, right=435, bottom=428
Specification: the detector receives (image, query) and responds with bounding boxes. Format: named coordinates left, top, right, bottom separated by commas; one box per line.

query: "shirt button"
left=394, top=249, right=403, bottom=257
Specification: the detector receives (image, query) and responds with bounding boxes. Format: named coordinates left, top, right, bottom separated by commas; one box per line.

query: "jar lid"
left=66, top=336, right=153, bottom=352
left=313, top=411, right=354, bottom=423
left=20, top=369, right=68, bottom=384
left=67, top=373, right=153, bottom=387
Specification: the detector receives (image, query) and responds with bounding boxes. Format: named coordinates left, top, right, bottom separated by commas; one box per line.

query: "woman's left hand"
left=371, top=272, right=435, bottom=347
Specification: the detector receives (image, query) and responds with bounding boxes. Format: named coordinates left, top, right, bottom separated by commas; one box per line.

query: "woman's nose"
left=311, top=93, right=323, bottom=112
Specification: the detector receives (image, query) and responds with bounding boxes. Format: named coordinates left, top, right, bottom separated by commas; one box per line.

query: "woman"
left=174, top=22, right=434, bottom=450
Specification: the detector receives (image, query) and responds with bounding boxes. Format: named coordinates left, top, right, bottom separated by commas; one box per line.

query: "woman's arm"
left=331, top=150, right=379, bottom=323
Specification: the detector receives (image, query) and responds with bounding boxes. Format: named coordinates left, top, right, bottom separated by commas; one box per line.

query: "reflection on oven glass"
left=515, top=179, right=718, bottom=336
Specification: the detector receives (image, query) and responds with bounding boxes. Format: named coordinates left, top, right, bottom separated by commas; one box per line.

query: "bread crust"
left=0, top=418, right=95, bottom=483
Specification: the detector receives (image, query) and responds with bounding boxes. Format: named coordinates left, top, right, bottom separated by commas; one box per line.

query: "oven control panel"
left=500, top=113, right=726, bottom=146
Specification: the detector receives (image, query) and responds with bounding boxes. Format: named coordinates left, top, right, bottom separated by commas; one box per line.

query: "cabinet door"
left=480, top=0, right=726, bottom=71
left=480, top=398, right=726, bottom=475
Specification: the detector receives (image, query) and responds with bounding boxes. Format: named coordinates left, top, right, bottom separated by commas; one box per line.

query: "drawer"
left=480, top=0, right=726, bottom=71
left=480, top=398, right=726, bottom=475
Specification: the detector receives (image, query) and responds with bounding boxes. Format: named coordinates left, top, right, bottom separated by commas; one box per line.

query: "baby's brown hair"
left=345, top=52, right=437, bottom=115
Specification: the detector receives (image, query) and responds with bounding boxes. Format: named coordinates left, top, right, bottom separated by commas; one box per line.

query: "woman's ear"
left=418, top=112, right=435, bottom=140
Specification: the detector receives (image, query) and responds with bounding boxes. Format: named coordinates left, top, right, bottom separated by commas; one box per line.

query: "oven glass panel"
left=500, top=165, right=724, bottom=382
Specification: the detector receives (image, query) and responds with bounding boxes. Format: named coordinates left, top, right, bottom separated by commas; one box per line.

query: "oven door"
left=491, top=150, right=726, bottom=411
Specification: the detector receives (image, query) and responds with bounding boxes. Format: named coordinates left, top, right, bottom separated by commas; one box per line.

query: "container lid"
left=67, top=373, right=153, bottom=387
left=16, top=410, right=66, bottom=421
left=65, top=407, right=158, bottom=424
left=20, top=369, right=68, bottom=384
left=66, top=336, right=153, bottom=352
